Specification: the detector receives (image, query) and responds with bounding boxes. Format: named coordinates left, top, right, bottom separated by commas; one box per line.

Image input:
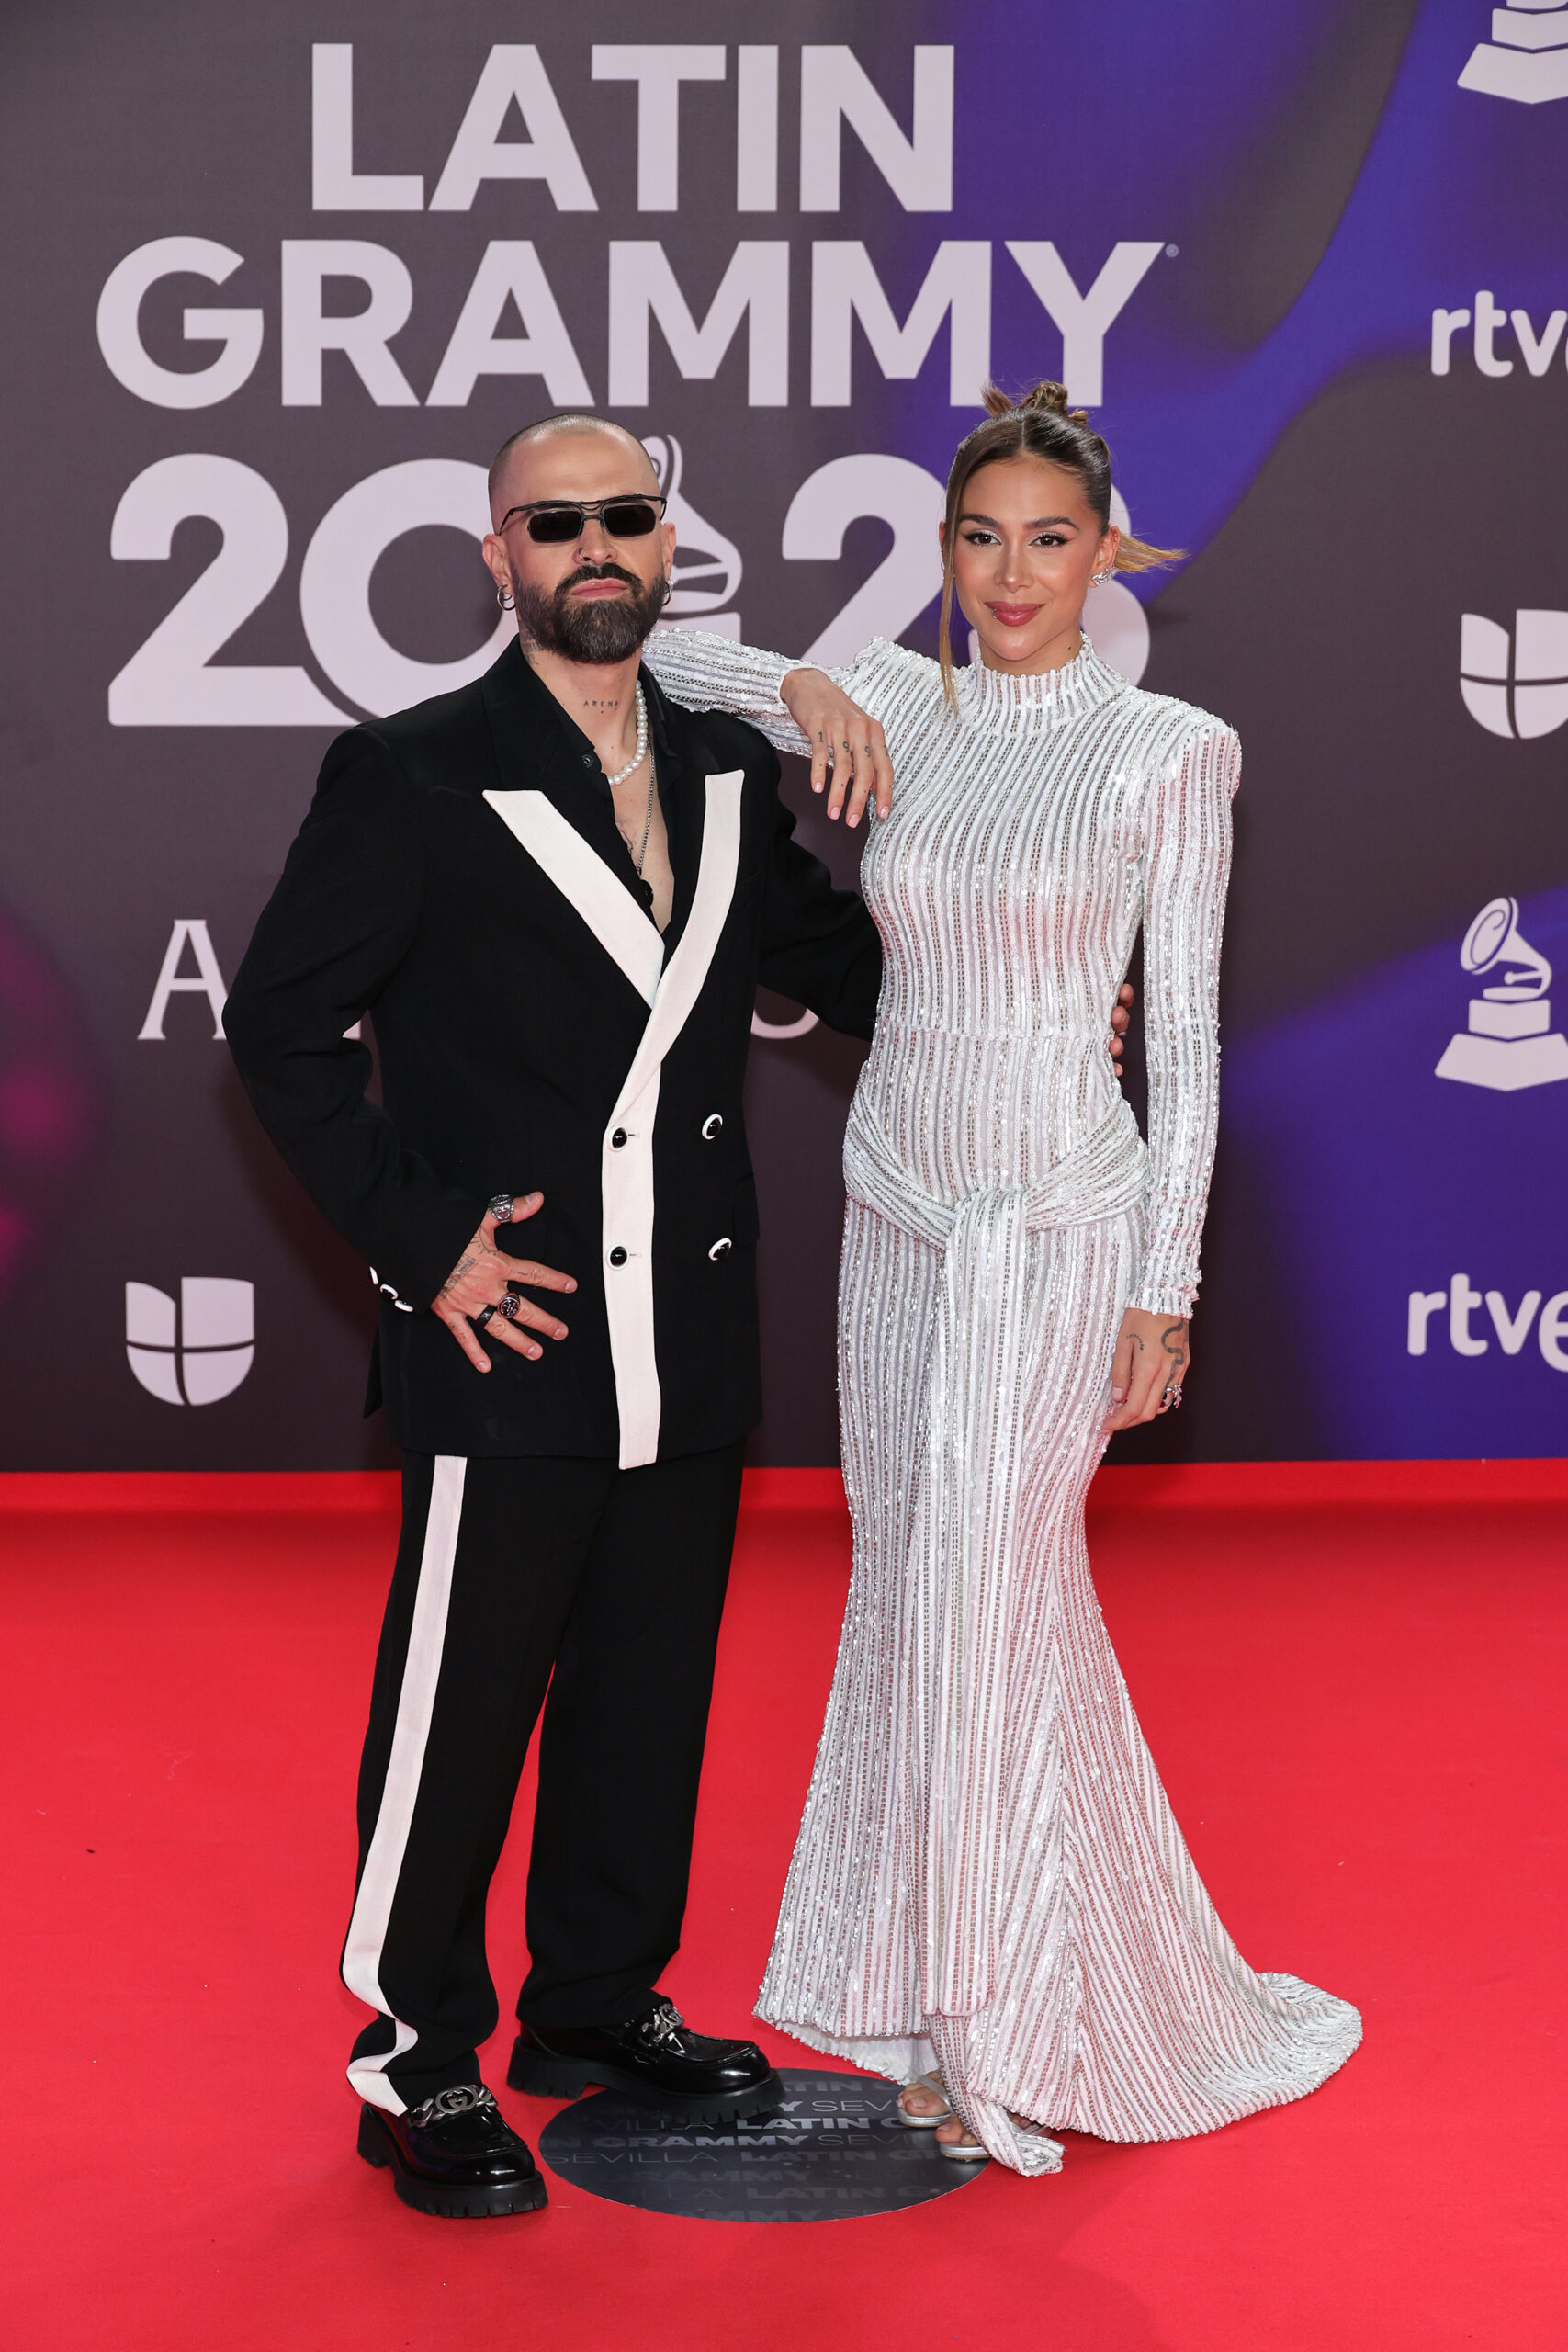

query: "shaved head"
left=488, top=413, right=658, bottom=524
left=481, top=412, right=676, bottom=669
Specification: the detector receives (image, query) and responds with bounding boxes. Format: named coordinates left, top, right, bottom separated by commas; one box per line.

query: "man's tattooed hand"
left=431, top=1193, right=576, bottom=1375
left=440, top=1250, right=480, bottom=1296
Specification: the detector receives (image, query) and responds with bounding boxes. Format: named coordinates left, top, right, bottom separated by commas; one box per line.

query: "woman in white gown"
left=646, top=382, right=1359, bottom=2175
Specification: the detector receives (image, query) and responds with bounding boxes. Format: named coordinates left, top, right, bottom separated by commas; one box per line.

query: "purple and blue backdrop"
left=1, top=0, right=1564, bottom=1467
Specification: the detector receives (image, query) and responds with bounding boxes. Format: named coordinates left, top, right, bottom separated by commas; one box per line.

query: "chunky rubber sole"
left=507, top=2039, right=784, bottom=2126
left=356, top=2105, right=548, bottom=2218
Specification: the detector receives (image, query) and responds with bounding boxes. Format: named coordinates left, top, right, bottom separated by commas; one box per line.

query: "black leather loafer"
left=356, top=2083, right=547, bottom=2218
left=508, top=1998, right=782, bottom=2123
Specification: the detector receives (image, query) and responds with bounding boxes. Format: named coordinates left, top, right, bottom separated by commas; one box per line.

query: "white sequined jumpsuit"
left=646, top=628, right=1361, bottom=2174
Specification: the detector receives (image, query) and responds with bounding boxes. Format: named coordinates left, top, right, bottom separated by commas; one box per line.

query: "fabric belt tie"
left=842, top=1091, right=1148, bottom=2018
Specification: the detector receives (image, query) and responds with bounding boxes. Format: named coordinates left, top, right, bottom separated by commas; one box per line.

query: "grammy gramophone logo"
left=1436, top=898, right=1568, bottom=1091
left=642, top=435, right=743, bottom=638
left=1460, top=1, right=1568, bottom=104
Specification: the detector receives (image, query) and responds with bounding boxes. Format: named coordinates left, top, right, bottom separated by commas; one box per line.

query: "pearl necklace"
left=604, top=684, right=655, bottom=877
left=604, top=685, right=648, bottom=787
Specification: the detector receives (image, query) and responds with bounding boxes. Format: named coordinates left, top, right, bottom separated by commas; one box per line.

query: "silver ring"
left=499, top=1293, right=521, bottom=1320
left=488, top=1193, right=514, bottom=1223
left=474, top=1303, right=499, bottom=1329
left=1162, top=1384, right=1184, bottom=1409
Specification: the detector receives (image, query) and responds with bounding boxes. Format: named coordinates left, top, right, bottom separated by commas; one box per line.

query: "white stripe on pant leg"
left=343, top=1453, right=467, bottom=2113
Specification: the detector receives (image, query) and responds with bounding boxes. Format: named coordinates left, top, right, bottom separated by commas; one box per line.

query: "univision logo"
left=1460, top=610, right=1568, bottom=739
left=126, top=1278, right=254, bottom=1405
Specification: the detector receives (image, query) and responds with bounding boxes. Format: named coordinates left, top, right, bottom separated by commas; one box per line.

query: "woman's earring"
left=1090, top=570, right=1111, bottom=587
left=497, top=582, right=516, bottom=611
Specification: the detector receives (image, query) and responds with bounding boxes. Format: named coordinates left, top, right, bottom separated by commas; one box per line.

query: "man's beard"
left=514, top=563, right=671, bottom=664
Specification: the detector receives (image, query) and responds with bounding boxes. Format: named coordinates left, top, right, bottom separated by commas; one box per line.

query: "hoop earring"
left=497, top=583, right=516, bottom=612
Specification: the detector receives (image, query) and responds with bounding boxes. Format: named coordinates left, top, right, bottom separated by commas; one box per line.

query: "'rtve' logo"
left=1459, top=611, right=1568, bottom=739
left=126, top=1279, right=254, bottom=1404
left=1407, top=1276, right=1568, bottom=1367
left=1459, top=2, right=1568, bottom=105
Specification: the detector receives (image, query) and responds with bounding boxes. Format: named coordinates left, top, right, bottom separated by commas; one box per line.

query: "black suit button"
left=701, top=1114, right=723, bottom=1140
left=707, top=1237, right=732, bottom=1261
left=611, top=1128, right=627, bottom=1148
left=581, top=753, right=596, bottom=769
left=608, top=1246, right=628, bottom=1267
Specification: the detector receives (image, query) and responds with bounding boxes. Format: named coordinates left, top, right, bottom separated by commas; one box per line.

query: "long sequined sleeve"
left=1133, top=721, right=1240, bottom=1318
left=647, top=629, right=887, bottom=758
left=644, top=629, right=810, bottom=754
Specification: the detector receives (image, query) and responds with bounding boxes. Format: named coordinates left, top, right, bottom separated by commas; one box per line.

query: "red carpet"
left=5, top=1463, right=1563, bottom=2350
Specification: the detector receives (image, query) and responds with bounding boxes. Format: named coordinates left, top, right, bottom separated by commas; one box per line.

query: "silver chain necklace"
left=604, top=684, right=654, bottom=875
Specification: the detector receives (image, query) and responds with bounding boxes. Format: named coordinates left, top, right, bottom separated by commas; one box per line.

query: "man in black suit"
left=227, top=414, right=1129, bottom=2220
left=224, top=414, right=898, bottom=2220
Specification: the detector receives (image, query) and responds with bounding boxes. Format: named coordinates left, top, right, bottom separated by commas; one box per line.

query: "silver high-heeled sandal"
left=895, top=2073, right=953, bottom=2129
left=938, top=2112, right=1061, bottom=2168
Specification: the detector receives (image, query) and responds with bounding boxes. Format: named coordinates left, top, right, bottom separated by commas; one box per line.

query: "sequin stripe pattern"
left=762, top=1191, right=1359, bottom=2175
left=841, top=1092, right=1147, bottom=2024
left=644, top=628, right=1238, bottom=1317
left=649, top=627, right=1361, bottom=2174
left=645, top=629, right=824, bottom=760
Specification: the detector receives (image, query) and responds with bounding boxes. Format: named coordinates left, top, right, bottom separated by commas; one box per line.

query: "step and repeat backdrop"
left=1, top=0, right=1564, bottom=1467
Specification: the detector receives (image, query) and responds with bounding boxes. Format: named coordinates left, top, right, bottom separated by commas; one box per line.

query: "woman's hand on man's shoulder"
left=779, top=666, right=893, bottom=829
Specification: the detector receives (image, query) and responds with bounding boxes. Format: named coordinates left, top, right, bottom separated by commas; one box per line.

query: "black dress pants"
left=343, top=1442, right=745, bottom=2112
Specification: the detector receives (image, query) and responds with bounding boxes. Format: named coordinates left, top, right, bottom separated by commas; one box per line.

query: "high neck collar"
left=958, top=632, right=1126, bottom=730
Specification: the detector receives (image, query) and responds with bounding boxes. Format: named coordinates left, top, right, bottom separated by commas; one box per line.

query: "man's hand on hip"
left=433, top=1193, right=576, bottom=1374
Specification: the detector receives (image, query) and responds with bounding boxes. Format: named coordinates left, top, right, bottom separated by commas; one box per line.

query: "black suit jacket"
left=224, top=639, right=881, bottom=1462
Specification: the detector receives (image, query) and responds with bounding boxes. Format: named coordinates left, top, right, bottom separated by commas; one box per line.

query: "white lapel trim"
left=601, top=770, right=745, bottom=1469
left=483, top=788, right=664, bottom=1008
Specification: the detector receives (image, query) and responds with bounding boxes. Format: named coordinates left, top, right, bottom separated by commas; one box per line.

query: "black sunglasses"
left=497, top=494, right=668, bottom=546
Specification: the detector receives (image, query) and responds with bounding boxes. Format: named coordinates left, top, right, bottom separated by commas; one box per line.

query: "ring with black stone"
left=500, top=1293, right=521, bottom=1320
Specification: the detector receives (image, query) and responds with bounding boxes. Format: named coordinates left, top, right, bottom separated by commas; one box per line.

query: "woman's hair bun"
left=981, top=379, right=1089, bottom=427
